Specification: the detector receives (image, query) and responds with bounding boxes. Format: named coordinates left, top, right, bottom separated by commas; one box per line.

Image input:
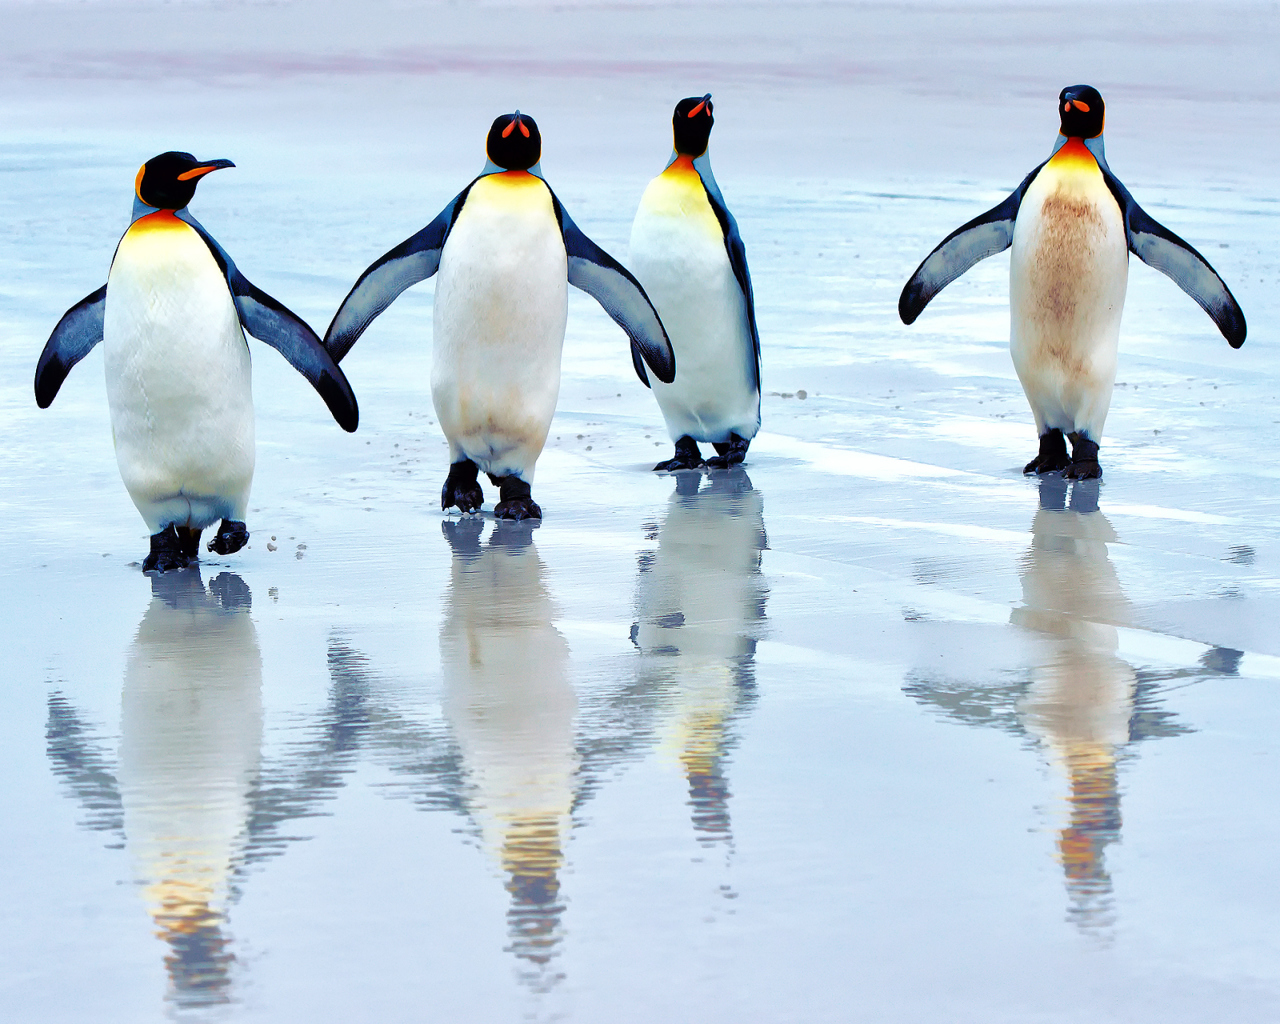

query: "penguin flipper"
left=899, top=164, right=1044, bottom=324
left=1102, top=171, right=1246, bottom=347
left=175, top=211, right=360, bottom=431
left=552, top=196, right=675, bottom=386
left=698, top=172, right=761, bottom=393
left=323, top=188, right=470, bottom=363
left=35, top=285, right=107, bottom=408
left=228, top=269, right=360, bottom=432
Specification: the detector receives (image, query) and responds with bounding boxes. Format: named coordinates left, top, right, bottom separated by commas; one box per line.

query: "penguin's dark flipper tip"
left=494, top=496, right=542, bottom=521
left=208, top=520, right=250, bottom=555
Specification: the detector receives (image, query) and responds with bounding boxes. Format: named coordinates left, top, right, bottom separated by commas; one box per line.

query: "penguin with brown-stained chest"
left=900, top=85, right=1245, bottom=479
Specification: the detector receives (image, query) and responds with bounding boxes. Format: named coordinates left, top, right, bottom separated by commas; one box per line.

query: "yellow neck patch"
left=124, top=210, right=191, bottom=237
left=1048, top=137, right=1101, bottom=174
left=642, top=155, right=720, bottom=236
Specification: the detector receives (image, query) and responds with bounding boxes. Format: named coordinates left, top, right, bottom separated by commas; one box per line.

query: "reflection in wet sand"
left=631, top=469, right=767, bottom=849
left=441, top=518, right=575, bottom=986
left=1012, top=478, right=1131, bottom=930
left=906, top=477, right=1236, bottom=934
left=118, top=569, right=261, bottom=1007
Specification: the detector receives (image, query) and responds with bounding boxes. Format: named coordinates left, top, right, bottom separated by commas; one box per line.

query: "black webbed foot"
left=1023, top=429, right=1070, bottom=475
left=442, top=458, right=484, bottom=513
left=143, top=525, right=192, bottom=574
left=176, top=526, right=202, bottom=558
left=492, top=475, right=542, bottom=520
left=706, top=433, right=750, bottom=469
left=207, top=520, right=249, bottom=555
left=1065, top=433, right=1102, bottom=480
left=654, top=436, right=705, bottom=472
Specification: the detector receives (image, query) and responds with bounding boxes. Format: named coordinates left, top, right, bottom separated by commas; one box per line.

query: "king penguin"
left=629, top=95, right=761, bottom=471
left=35, top=151, right=358, bottom=572
left=899, top=85, right=1246, bottom=479
left=324, top=111, right=675, bottom=521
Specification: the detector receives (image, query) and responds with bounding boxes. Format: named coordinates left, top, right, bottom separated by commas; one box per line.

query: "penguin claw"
left=441, top=459, right=484, bottom=513
left=494, top=496, right=542, bottom=521
left=1023, top=429, right=1070, bottom=475
left=142, top=551, right=191, bottom=574
left=1022, top=455, right=1070, bottom=475
left=654, top=436, right=705, bottom=472
left=1065, top=460, right=1102, bottom=480
left=143, top=524, right=192, bottom=573
left=706, top=433, right=750, bottom=470
left=207, top=520, right=249, bottom=555
left=653, top=456, right=704, bottom=472
left=443, top=485, right=484, bottom=514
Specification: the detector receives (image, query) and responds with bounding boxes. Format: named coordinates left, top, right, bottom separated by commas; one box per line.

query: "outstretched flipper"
left=1101, top=170, right=1246, bottom=347
left=34, top=285, right=107, bottom=408
left=552, top=195, right=675, bottom=386
left=323, top=189, right=471, bottom=362
left=899, top=164, right=1044, bottom=325
left=179, top=212, right=359, bottom=432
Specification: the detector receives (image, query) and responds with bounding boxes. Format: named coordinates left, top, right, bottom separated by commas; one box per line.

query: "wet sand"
left=2, top=2, right=1278, bottom=1021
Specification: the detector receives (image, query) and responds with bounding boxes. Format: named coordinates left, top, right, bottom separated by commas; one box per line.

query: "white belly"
left=630, top=169, right=758, bottom=444
left=104, top=213, right=253, bottom=533
left=1009, top=155, right=1128, bottom=441
left=431, top=173, right=567, bottom=481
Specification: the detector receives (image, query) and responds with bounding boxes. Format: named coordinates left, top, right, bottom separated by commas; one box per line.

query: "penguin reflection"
left=1012, top=477, right=1130, bottom=929
left=440, top=518, right=575, bottom=983
left=631, top=468, right=767, bottom=847
left=118, top=568, right=261, bottom=1007
left=904, top=478, right=1233, bottom=933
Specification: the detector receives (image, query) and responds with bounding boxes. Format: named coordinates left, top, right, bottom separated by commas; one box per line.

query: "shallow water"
left=3, top=2, right=1280, bottom=1021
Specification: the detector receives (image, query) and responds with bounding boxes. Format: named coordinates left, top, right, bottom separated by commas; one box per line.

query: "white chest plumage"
left=431, top=171, right=568, bottom=480
left=1009, top=140, right=1129, bottom=440
left=629, top=157, right=757, bottom=444
left=103, top=212, right=254, bottom=531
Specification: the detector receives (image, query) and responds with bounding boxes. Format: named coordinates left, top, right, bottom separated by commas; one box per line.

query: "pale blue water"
left=2, top=3, right=1279, bottom=1019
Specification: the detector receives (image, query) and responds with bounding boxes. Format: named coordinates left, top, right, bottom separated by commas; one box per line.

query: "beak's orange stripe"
left=519, top=119, right=530, bottom=138
left=502, top=119, right=515, bottom=138
left=688, top=100, right=706, bottom=118
left=176, top=165, right=220, bottom=181
left=1072, top=99, right=1091, bottom=112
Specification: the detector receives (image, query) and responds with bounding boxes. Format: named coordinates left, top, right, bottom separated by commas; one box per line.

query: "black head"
left=134, top=151, right=235, bottom=210
left=672, top=94, right=714, bottom=157
left=1058, top=85, right=1105, bottom=139
left=486, top=112, right=542, bottom=171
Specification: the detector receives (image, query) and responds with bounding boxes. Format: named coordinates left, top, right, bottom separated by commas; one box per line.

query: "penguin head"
left=1058, top=85, right=1105, bottom=139
left=486, top=112, right=542, bottom=171
left=134, top=151, right=235, bottom=210
left=672, top=94, right=714, bottom=157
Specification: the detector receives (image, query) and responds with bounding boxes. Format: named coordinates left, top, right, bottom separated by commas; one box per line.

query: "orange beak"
left=176, top=158, right=235, bottom=181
